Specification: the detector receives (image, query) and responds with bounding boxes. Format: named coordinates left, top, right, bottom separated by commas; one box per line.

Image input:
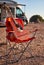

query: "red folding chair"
left=3, top=17, right=37, bottom=63
left=0, top=3, right=37, bottom=64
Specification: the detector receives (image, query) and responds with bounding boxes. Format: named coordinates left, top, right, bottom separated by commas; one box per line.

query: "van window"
left=16, top=7, right=23, bottom=16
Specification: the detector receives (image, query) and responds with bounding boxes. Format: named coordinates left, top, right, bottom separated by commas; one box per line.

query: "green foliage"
left=29, top=15, right=44, bottom=23
left=42, top=19, right=44, bottom=22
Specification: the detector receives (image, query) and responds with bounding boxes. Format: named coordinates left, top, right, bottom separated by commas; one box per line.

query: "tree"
left=29, top=15, right=43, bottom=23
left=42, top=19, right=44, bottom=22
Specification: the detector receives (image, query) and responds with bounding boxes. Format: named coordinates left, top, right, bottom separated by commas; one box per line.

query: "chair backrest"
left=14, top=18, right=24, bottom=29
left=6, top=17, right=18, bottom=31
left=6, top=17, right=24, bottom=36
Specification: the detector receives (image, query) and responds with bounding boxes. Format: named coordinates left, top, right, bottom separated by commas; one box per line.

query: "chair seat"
left=17, top=33, right=35, bottom=43
left=6, top=30, right=35, bottom=43
left=15, top=29, right=29, bottom=37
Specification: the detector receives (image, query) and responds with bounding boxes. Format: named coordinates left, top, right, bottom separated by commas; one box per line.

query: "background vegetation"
left=29, top=15, right=44, bottom=23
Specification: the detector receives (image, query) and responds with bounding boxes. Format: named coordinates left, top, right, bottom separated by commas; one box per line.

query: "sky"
left=14, top=0, right=44, bottom=20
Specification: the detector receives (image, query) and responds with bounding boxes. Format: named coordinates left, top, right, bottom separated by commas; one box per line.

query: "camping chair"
left=0, top=3, right=37, bottom=64
left=5, top=17, right=37, bottom=63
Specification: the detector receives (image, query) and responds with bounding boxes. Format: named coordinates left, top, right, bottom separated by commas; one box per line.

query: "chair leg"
left=7, top=41, right=32, bottom=63
left=6, top=39, right=12, bottom=56
left=4, top=29, right=37, bottom=64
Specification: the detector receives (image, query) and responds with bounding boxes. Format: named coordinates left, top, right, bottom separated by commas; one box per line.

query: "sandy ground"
left=0, top=23, right=44, bottom=65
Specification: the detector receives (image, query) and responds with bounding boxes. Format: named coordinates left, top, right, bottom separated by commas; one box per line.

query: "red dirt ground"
left=0, top=23, right=44, bottom=65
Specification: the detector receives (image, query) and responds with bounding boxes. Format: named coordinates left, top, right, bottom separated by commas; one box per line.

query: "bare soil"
left=0, top=23, right=44, bottom=65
